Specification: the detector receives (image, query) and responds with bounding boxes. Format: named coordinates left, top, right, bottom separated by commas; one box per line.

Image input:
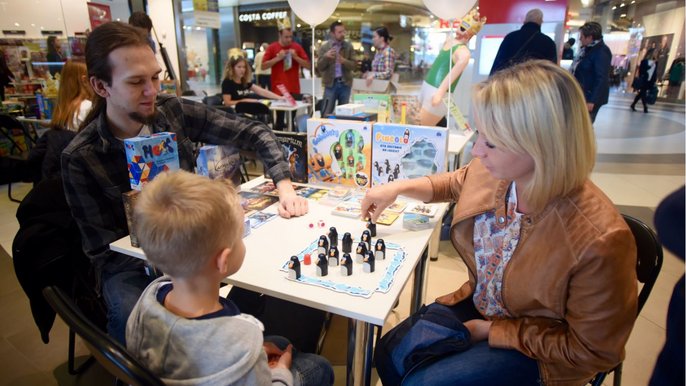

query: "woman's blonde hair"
left=134, top=171, right=244, bottom=279
left=472, top=60, right=596, bottom=212
left=222, top=55, right=252, bottom=86
left=50, top=60, right=93, bottom=131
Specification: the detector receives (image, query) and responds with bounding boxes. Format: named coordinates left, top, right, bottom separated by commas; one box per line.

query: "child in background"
left=127, top=171, right=333, bottom=385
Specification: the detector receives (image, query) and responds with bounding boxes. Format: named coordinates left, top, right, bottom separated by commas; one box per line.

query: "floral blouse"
left=472, top=182, right=523, bottom=319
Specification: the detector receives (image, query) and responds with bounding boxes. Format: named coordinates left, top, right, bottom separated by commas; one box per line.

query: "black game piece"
left=355, top=242, right=368, bottom=263
left=361, top=230, right=372, bottom=250
left=366, top=220, right=377, bottom=237
left=363, top=250, right=375, bottom=273
left=374, top=239, right=386, bottom=260
left=342, top=232, right=353, bottom=253
left=316, top=253, right=328, bottom=276
left=317, top=235, right=329, bottom=256
left=288, top=256, right=301, bottom=279
left=328, top=246, right=340, bottom=266
left=328, top=227, right=338, bottom=247
left=341, top=253, right=353, bottom=276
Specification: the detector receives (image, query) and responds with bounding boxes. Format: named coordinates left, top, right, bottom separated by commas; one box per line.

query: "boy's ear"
left=215, top=247, right=232, bottom=276
left=90, top=76, right=109, bottom=98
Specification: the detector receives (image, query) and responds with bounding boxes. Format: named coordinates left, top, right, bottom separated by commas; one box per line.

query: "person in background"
left=128, top=11, right=157, bottom=53
left=489, top=9, right=557, bottom=75
left=666, top=57, right=685, bottom=99
left=46, top=36, right=65, bottom=77
left=571, top=21, right=612, bottom=123
left=262, top=18, right=310, bottom=130
left=61, top=22, right=307, bottom=345
left=365, top=60, right=637, bottom=386
left=27, top=60, right=93, bottom=183
left=317, top=21, right=355, bottom=116
left=0, top=48, right=14, bottom=101
left=365, top=26, right=395, bottom=87
left=562, top=38, right=576, bottom=60
left=128, top=170, right=334, bottom=386
left=631, top=49, right=658, bottom=113
left=222, top=52, right=284, bottom=107
left=649, top=186, right=685, bottom=386
left=254, top=43, right=271, bottom=89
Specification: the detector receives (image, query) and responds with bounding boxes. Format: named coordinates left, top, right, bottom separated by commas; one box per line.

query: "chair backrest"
left=42, top=286, right=165, bottom=386
left=622, top=214, right=663, bottom=314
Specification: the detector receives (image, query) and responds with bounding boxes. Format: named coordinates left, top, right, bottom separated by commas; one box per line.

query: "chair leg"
left=68, top=328, right=95, bottom=375
left=8, top=181, right=21, bottom=203
left=613, top=363, right=623, bottom=386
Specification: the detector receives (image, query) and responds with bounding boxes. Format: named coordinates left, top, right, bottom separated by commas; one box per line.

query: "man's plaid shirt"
left=62, top=95, right=290, bottom=266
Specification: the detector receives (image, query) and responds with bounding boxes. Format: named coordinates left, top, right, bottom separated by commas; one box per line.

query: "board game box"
left=274, top=131, right=308, bottom=183
left=124, top=132, right=180, bottom=190
left=352, top=93, right=391, bottom=123
left=307, top=118, right=372, bottom=188
left=390, top=95, right=421, bottom=125
left=196, top=144, right=241, bottom=185
left=371, top=123, right=448, bottom=186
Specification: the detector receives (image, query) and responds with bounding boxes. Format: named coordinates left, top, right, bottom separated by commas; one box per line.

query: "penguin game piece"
left=328, top=227, right=338, bottom=247
left=361, top=230, right=372, bottom=250
left=317, top=235, right=329, bottom=255
left=288, top=256, right=301, bottom=279
left=316, top=253, right=328, bottom=276
left=342, top=232, right=353, bottom=253
left=355, top=242, right=368, bottom=263
left=341, top=253, right=353, bottom=276
left=328, top=246, right=340, bottom=266
left=363, top=251, right=375, bottom=273
left=374, top=239, right=386, bottom=260
left=366, top=220, right=377, bottom=237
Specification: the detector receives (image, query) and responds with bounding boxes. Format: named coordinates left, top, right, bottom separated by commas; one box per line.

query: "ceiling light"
left=612, top=6, right=617, bottom=9
left=620, top=3, right=626, bottom=7
left=14, top=22, right=19, bottom=27
left=621, top=13, right=626, bottom=17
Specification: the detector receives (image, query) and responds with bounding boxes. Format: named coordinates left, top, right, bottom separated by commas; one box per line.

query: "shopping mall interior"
left=0, top=0, right=684, bottom=385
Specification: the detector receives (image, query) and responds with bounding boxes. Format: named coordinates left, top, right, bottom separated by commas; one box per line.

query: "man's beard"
left=128, top=108, right=158, bottom=125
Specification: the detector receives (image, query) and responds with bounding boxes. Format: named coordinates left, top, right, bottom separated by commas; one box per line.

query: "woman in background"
left=631, top=49, right=658, bottom=113
left=364, top=26, right=395, bottom=87
left=29, top=60, right=92, bottom=182
left=221, top=54, right=284, bottom=107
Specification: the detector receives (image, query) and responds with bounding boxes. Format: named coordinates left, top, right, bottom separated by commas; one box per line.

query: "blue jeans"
left=322, top=81, right=352, bottom=116
left=375, top=299, right=541, bottom=385
left=101, top=255, right=155, bottom=345
left=265, top=335, right=335, bottom=386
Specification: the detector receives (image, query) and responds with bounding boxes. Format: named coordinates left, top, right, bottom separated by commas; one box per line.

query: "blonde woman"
left=363, top=60, right=637, bottom=386
left=221, top=55, right=284, bottom=107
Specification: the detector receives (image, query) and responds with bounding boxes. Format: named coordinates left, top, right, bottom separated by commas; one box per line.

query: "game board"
left=280, top=235, right=405, bottom=298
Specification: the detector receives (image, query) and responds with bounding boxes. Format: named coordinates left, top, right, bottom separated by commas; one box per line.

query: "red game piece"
left=304, top=253, right=311, bottom=265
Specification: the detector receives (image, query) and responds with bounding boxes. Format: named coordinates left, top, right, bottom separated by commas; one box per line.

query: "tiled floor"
left=0, top=92, right=683, bottom=386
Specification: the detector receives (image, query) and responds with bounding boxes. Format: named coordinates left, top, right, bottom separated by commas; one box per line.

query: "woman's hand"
left=276, top=179, right=308, bottom=218
left=365, top=73, right=374, bottom=87
left=464, top=319, right=492, bottom=343
left=360, top=183, right=400, bottom=223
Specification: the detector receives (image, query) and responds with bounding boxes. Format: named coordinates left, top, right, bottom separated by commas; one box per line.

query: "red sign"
left=87, top=2, right=112, bottom=30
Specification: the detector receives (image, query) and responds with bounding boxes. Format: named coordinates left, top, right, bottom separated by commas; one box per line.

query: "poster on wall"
left=641, top=33, right=674, bottom=80
left=87, top=2, right=112, bottom=30
left=193, top=0, right=220, bottom=29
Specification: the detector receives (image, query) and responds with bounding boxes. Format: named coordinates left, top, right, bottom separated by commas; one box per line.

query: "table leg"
left=287, top=111, right=293, bottom=132
left=429, top=220, right=441, bottom=261
left=347, top=319, right=374, bottom=386
left=410, top=247, right=429, bottom=314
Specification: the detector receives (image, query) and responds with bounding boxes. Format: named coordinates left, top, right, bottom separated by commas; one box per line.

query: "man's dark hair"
left=329, top=21, right=343, bottom=33
left=579, top=22, right=603, bottom=41
left=80, top=22, right=150, bottom=130
left=567, top=38, right=576, bottom=46
left=47, top=36, right=58, bottom=55
left=129, top=11, right=153, bottom=32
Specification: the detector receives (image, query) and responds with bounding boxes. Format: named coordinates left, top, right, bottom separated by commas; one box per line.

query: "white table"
left=268, top=100, right=310, bottom=131
left=111, top=177, right=448, bottom=386
left=447, top=131, right=475, bottom=171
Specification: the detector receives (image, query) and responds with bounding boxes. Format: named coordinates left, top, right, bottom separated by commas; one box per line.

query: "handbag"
left=646, top=85, right=658, bottom=105
left=378, top=303, right=471, bottom=380
left=631, top=76, right=644, bottom=91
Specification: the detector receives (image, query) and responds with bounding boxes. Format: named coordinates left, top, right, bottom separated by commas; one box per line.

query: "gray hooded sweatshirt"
left=126, top=277, right=293, bottom=386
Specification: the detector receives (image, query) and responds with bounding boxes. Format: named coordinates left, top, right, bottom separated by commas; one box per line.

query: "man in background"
left=571, top=21, right=612, bottom=123
left=317, top=21, right=355, bottom=117
left=128, top=11, right=156, bottom=53
left=490, top=8, right=557, bottom=75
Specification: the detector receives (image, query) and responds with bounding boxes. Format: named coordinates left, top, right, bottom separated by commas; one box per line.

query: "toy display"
left=371, top=123, right=448, bottom=186
left=274, top=131, right=308, bottom=183
left=307, top=118, right=372, bottom=188
left=352, top=93, right=391, bottom=123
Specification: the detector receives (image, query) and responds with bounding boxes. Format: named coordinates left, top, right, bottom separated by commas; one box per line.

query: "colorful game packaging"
left=196, top=144, right=241, bottom=185
left=274, top=131, right=308, bottom=183
left=352, top=94, right=391, bottom=123
left=307, top=118, right=372, bottom=188
left=371, top=123, right=448, bottom=186
left=124, top=132, right=180, bottom=190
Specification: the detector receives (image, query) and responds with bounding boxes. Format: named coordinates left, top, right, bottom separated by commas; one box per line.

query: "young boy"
left=126, top=171, right=333, bottom=385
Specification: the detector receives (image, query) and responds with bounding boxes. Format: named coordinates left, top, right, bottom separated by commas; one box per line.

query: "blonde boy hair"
left=472, top=60, right=596, bottom=212
left=134, top=171, right=243, bottom=278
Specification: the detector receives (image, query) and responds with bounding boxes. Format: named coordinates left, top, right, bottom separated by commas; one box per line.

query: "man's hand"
left=586, top=102, right=595, bottom=112
left=276, top=50, right=286, bottom=61
left=360, top=183, right=400, bottom=223
left=264, top=342, right=293, bottom=370
left=325, top=48, right=336, bottom=60
left=276, top=179, right=308, bottom=218
left=463, top=319, right=492, bottom=343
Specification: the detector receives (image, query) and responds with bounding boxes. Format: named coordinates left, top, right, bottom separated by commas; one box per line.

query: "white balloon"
left=288, top=0, right=340, bottom=26
left=422, top=0, right=476, bottom=21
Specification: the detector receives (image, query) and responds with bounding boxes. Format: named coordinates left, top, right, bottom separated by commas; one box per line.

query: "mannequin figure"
left=419, top=10, right=486, bottom=127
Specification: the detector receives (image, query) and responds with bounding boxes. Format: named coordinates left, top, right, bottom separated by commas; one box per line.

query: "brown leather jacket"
left=427, top=160, right=638, bottom=386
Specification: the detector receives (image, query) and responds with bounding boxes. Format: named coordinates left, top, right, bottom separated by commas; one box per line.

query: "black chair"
left=590, top=214, right=663, bottom=386
left=42, top=286, right=165, bottom=386
left=235, top=101, right=272, bottom=127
